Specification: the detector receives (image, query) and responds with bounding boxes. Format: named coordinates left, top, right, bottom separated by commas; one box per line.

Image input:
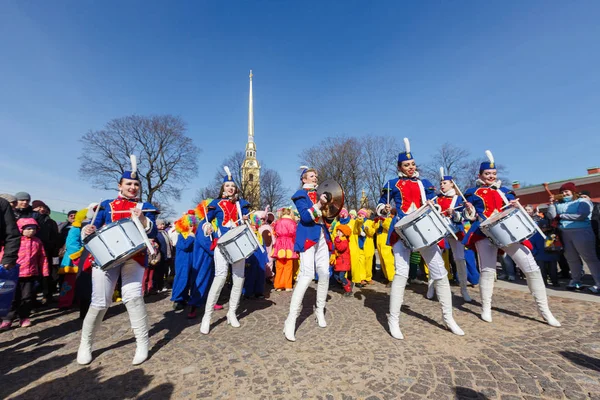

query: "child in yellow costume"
left=358, top=209, right=376, bottom=284
left=376, top=215, right=395, bottom=284
left=348, top=210, right=365, bottom=286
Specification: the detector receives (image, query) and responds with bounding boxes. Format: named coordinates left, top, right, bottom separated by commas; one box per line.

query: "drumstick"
left=386, top=181, right=390, bottom=206
left=110, top=209, right=156, bottom=214
left=427, top=201, right=458, bottom=241
left=89, top=199, right=103, bottom=227
left=451, top=180, right=468, bottom=204
left=131, top=209, right=156, bottom=255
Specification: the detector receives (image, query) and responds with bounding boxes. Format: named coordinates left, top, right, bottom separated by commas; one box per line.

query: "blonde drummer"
left=200, top=167, right=251, bottom=335
left=77, top=156, right=158, bottom=366
left=427, top=167, right=472, bottom=303
left=462, top=150, right=560, bottom=327
left=377, top=138, right=464, bottom=340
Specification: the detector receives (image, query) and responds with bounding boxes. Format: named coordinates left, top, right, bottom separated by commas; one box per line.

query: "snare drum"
left=479, top=207, right=536, bottom=248
left=394, top=206, right=452, bottom=251
left=83, top=219, right=146, bottom=271
left=217, top=225, right=260, bottom=264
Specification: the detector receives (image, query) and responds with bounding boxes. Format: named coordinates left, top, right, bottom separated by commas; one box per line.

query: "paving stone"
left=0, top=281, right=598, bottom=399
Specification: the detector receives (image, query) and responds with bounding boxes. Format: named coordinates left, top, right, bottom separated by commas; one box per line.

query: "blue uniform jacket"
left=292, top=189, right=332, bottom=253
left=462, top=185, right=515, bottom=246
left=206, top=198, right=250, bottom=237
left=93, top=198, right=158, bottom=239
left=377, top=177, right=436, bottom=246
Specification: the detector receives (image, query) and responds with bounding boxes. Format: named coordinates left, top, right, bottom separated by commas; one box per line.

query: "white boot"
left=456, top=259, right=472, bottom=303
left=125, top=297, right=149, bottom=365
left=434, top=277, right=465, bottom=336
left=525, top=270, right=561, bottom=327
left=283, top=276, right=312, bottom=341
left=227, top=275, right=245, bottom=328
left=388, top=275, right=407, bottom=340
left=479, top=270, right=495, bottom=323
left=426, top=278, right=435, bottom=300
left=314, top=270, right=329, bottom=328
left=77, top=307, right=108, bottom=365
left=200, top=276, right=226, bottom=335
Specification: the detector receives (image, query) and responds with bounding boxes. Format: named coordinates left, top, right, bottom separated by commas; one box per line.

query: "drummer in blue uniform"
left=426, top=167, right=472, bottom=303
left=200, top=167, right=251, bottom=335
left=376, top=138, right=464, bottom=340
left=283, top=166, right=332, bottom=342
left=77, top=155, right=158, bottom=365
left=462, top=150, right=560, bottom=327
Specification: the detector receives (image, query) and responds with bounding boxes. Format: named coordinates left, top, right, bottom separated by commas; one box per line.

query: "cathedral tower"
left=242, top=70, right=261, bottom=208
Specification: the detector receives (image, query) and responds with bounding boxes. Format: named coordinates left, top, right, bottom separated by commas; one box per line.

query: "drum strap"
left=496, top=189, right=510, bottom=206
left=450, top=195, right=458, bottom=210
left=417, top=180, right=427, bottom=209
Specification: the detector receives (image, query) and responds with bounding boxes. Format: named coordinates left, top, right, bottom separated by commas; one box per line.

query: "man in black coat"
left=0, top=198, right=20, bottom=269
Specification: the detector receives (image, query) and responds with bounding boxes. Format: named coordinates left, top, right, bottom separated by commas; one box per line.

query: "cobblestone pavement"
left=1, top=280, right=599, bottom=400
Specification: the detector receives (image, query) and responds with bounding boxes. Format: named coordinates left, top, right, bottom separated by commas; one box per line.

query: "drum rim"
left=395, top=208, right=432, bottom=229
left=218, top=225, right=258, bottom=246
left=480, top=207, right=519, bottom=227
left=96, top=243, right=147, bottom=271
left=83, top=218, right=136, bottom=244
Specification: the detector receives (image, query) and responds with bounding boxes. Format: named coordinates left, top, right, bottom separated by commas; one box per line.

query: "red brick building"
left=513, top=167, right=600, bottom=208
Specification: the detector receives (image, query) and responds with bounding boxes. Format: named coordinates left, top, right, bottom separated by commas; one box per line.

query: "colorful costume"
left=58, top=208, right=89, bottom=309
left=332, top=224, right=352, bottom=295
left=200, top=167, right=251, bottom=334
left=428, top=168, right=472, bottom=302
left=284, top=167, right=332, bottom=342
left=462, top=150, right=560, bottom=327
left=272, top=213, right=298, bottom=290
left=171, top=213, right=197, bottom=305
left=375, top=216, right=395, bottom=282
left=376, top=138, right=464, bottom=339
left=361, top=214, right=376, bottom=283
left=77, top=158, right=158, bottom=365
left=349, top=217, right=364, bottom=283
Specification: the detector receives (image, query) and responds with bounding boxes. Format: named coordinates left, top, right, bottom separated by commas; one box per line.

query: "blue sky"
left=1, top=1, right=599, bottom=215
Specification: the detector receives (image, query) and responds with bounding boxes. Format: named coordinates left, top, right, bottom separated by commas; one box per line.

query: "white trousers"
left=475, top=239, right=539, bottom=273
left=214, top=245, right=245, bottom=278
left=91, top=259, right=144, bottom=308
left=298, top=231, right=330, bottom=279
left=447, top=237, right=465, bottom=261
left=392, top=240, right=447, bottom=280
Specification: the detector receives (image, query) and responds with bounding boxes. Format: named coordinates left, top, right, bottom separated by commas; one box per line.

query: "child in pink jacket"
left=0, top=218, right=49, bottom=330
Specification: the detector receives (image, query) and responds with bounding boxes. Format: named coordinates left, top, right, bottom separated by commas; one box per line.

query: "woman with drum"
left=377, top=138, right=464, bottom=340
left=200, top=167, right=250, bottom=335
left=77, top=157, right=158, bottom=365
left=283, top=166, right=332, bottom=342
left=462, top=151, right=560, bottom=327
left=431, top=168, right=472, bottom=303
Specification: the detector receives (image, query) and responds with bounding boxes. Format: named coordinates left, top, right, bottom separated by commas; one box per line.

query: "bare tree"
left=420, top=143, right=471, bottom=189
left=261, top=167, right=289, bottom=211
left=362, top=136, right=400, bottom=207
left=299, top=136, right=364, bottom=210
left=79, top=115, right=199, bottom=206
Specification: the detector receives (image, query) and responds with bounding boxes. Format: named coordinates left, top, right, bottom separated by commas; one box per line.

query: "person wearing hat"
left=332, top=223, right=353, bottom=296
left=0, top=197, right=21, bottom=270
left=463, top=150, right=561, bottom=326
left=427, top=168, right=472, bottom=303
left=200, top=167, right=251, bottom=335
left=376, top=138, right=464, bottom=340
left=283, top=166, right=332, bottom=342
left=0, top=194, right=17, bottom=211
left=14, top=192, right=34, bottom=220
left=31, top=199, right=60, bottom=304
left=375, top=209, right=395, bottom=286
left=77, top=155, right=158, bottom=366
left=547, top=182, right=600, bottom=293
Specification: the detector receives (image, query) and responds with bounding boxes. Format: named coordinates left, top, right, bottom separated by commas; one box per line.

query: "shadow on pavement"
left=560, top=351, right=600, bottom=372
left=454, top=386, right=490, bottom=399
left=10, top=366, right=173, bottom=400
